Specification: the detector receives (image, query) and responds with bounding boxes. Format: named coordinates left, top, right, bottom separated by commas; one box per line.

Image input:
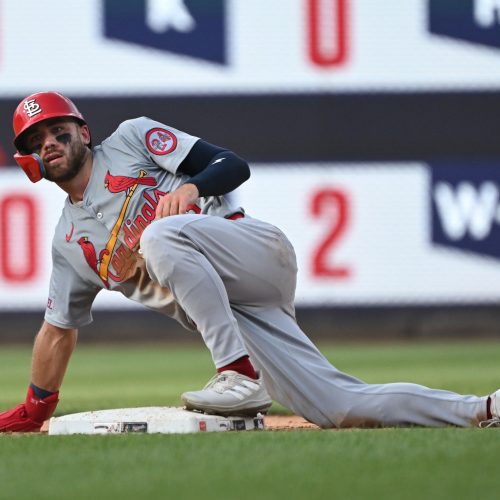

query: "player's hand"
left=0, top=387, right=59, bottom=432
left=155, top=183, right=200, bottom=219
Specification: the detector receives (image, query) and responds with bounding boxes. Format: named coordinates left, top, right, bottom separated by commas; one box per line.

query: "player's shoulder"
left=116, top=116, right=168, bottom=136
left=116, top=116, right=151, bottom=131
left=103, top=117, right=146, bottom=141
left=100, top=117, right=163, bottom=149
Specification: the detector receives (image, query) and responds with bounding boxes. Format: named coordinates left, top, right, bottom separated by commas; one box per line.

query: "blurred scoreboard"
left=0, top=0, right=500, bottom=95
left=1, top=0, right=500, bottom=311
left=1, top=163, right=499, bottom=310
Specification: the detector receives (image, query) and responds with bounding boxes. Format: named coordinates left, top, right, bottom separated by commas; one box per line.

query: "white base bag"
left=48, top=407, right=265, bottom=435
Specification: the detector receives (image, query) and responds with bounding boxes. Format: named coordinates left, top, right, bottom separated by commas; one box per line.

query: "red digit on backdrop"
left=0, top=194, right=38, bottom=282
left=310, top=188, right=351, bottom=279
left=307, top=0, right=348, bottom=67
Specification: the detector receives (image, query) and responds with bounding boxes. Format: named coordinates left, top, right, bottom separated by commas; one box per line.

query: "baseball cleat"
left=181, top=370, right=272, bottom=417
left=479, top=389, right=500, bottom=428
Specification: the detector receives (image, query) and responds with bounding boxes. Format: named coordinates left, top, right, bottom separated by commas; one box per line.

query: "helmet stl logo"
left=23, top=99, right=42, bottom=118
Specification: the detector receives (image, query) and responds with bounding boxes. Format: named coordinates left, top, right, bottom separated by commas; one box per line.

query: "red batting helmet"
left=12, top=92, right=88, bottom=183
left=13, top=91, right=87, bottom=151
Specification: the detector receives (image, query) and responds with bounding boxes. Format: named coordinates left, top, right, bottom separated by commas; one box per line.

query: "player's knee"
left=140, top=222, right=158, bottom=252
left=140, top=219, right=178, bottom=255
left=140, top=219, right=191, bottom=281
left=140, top=223, right=179, bottom=285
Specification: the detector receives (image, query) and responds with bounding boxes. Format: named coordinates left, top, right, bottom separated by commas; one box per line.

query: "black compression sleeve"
left=177, top=139, right=250, bottom=197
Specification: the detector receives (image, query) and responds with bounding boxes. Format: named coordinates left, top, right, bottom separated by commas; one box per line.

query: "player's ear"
left=80, top=124, right=91, bottom=147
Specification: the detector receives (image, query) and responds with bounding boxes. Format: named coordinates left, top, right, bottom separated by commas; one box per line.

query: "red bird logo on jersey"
left=77, top=236, right=110, bottom=288
left=104, top=171, right=157, bottom=193
left=77, top=170, right=162, bottom=289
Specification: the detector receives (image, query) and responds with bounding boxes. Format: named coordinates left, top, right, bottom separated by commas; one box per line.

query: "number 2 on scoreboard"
left=310, top=188, right=351, bottom=279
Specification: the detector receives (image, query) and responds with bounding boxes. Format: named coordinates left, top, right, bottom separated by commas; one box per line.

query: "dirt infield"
left=264, top=415, right=320, bottom=430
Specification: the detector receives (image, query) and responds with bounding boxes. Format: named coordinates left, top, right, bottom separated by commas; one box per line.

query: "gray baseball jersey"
left=45, top=117, right=241, bottom=330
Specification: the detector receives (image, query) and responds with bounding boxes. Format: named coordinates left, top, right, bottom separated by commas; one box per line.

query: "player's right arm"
left=31, top=321, right=78, bottom=393
left=0, top=321, right=77, bottom=432
left=0, top=236, right=99, bottom=433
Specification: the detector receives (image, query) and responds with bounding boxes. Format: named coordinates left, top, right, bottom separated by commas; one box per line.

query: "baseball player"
left=1, top=91, right=499, bottom=432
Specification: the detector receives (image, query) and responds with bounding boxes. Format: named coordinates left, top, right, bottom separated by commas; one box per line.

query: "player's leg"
left=139, top=214, right=361, bottom=419
left=140, top=214, right=249, bottom=369
left=141, top=214, right=286, bottom=415
left=231, top=305, right=488, bottom=428
left=179, top=217, right=487, bottom=427
left=141, top=215, right=488, bottom=426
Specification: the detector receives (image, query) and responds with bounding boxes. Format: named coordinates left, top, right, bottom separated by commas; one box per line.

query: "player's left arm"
left=155, top=140, right=250, bottom=218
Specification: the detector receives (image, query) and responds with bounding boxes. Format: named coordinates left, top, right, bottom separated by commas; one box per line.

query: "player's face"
left=23, top=118, right=91, bottom=183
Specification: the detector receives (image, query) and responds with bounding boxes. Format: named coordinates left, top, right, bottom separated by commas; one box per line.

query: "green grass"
left=0, top=340, right=499, bottom=500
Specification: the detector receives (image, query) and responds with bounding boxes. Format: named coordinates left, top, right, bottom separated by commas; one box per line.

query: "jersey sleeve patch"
left=145, top=128, right=177, bottom=156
